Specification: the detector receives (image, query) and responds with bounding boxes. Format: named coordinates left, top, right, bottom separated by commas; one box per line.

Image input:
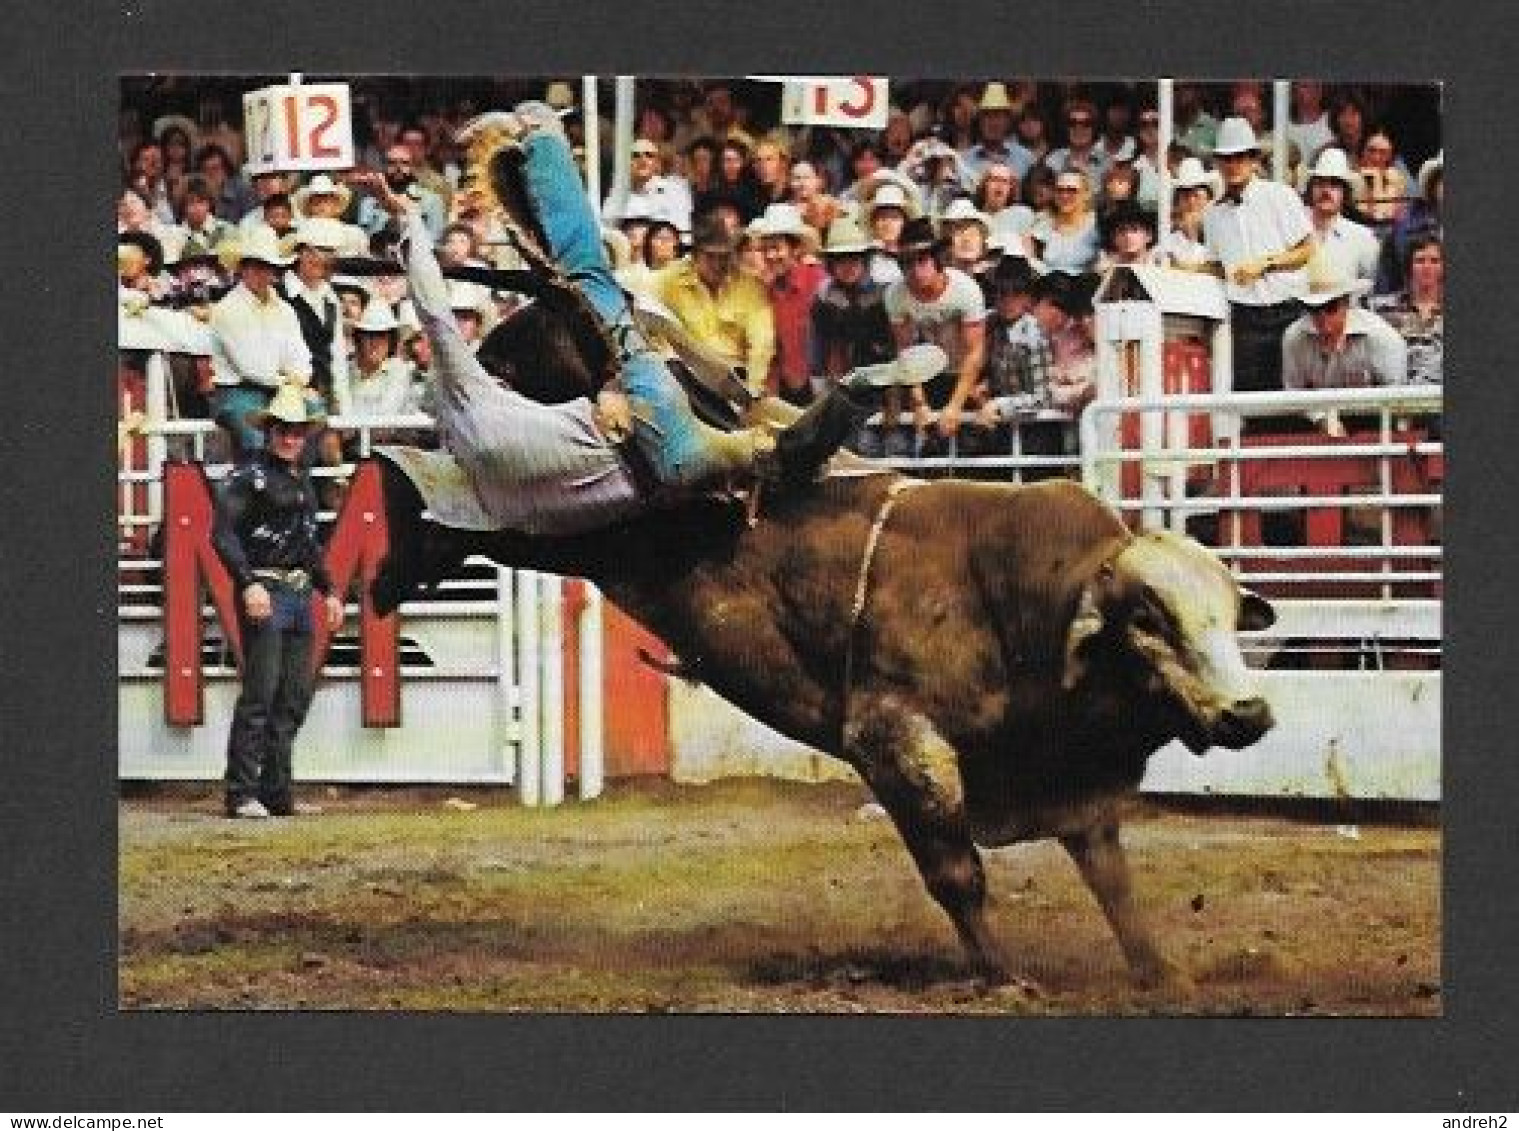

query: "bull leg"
left=845, top=699, right=1008, bottom=982
left=1059, top=821, right=1190, bottom=991
left=371, top=458, right=471, bottom=616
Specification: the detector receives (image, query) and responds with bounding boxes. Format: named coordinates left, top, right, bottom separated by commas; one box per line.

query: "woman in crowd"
left=696, top=137, right=762, bottom=225
left=1022, top=163, right=1058, bottom=218
left=1356, top=126, right=1412, bottom=235
left=1159, top=156, right=1216, bottom=268
left=973, top=161, right=1035, bottom=251
left=1027, top=169, right=1101, bottom=274
left=683, top=136, right=720, bottom=198
left=1370, top=232, right=1443, bottom=386
left=156, top=119, right=197, bottom=220
left=1015, top=102, right=1051, bottom=167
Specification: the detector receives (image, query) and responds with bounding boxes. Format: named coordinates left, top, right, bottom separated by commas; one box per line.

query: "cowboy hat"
left=446, top=279, right=493, bottom=318
left=820, top=215, right=875, bottom=256
left=292, top=173, right=353, bottom=217
left=231, top=226, right=294, bottom=269
left=290, top=217, right=350, bottom=253
left=1418, top=151, right=1443, bottom=199
left=1212, top=116, right=1262, bottom=156
left=1172, top=155, right=1216, bottom=195
left=352, top=299, right=401, bottom=335
left=152, top=114, right=200, bottom=146
left=248, top=382, right=327, bottom=431
left=940, top=197, right=991, bottom=233
left=751, top=202, right=821, bottom=255
left=1304, top=147, right=1363, bottom=193
left=331, top=273, right=371, bottom=299
left=1298, top=251, right=1371, bottom=307
left=855, top=170, right=924, bottom=219
left=978, top=82, right=1016, bottom=113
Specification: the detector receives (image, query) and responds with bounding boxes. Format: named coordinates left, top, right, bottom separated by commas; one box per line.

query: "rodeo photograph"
left=110, top=68, right=1449, bottom=1022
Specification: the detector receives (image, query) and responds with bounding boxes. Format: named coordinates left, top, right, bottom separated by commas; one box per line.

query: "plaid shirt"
left=983, top=312, right=1054, bottom=406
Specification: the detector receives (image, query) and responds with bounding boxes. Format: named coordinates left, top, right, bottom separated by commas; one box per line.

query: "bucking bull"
left=365, top=122, right=1276, bottom=989
left=372, top=456, right=1274, bottom=988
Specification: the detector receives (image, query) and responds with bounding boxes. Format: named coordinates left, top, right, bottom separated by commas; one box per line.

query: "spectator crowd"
left=117, top=76, right=1444, bottom=477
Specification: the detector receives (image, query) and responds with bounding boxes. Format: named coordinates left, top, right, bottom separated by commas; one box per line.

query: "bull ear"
left=1239, top=590, right=1276, bottom=632
left=1062, top=583, right=1106, bottom=691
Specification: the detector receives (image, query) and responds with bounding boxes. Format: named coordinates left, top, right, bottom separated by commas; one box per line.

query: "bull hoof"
left=370, top=556, right=410, bottom=618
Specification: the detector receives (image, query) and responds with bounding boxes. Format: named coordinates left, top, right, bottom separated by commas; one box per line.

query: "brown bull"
left=371, top=460, right=1275, bottom=988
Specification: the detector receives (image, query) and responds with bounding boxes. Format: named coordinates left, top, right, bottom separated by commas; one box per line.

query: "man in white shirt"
left=1197, top=118, right=1315, bottom=423
left=209, top=227, right=314, bottom=453
left=1303, top=148, right=1381, bottom=288
left=280, top=219, right=350, bottom=411
left=885, top=216, right=987, bottom=444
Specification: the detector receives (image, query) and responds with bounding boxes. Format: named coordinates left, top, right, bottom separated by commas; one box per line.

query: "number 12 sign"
left=243, top=83, right=355, bottom=174
left=780, top=77, right=889, bottom=130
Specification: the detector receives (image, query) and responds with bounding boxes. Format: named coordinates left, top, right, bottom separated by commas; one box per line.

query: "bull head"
left=1063, top=532, right=1276, bottom=753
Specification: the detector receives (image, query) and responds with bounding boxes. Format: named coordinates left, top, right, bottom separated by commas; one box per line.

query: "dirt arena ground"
left=118, top=779, right=1441, bottom=1015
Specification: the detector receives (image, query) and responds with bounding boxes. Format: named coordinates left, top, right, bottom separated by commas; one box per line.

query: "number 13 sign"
left=243, top=83, right=355, bottom=174
left=781, top=77, right=889, bottom=130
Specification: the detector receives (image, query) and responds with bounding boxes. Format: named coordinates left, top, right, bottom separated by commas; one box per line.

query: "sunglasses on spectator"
left=1067, top=116, right=1094, bottom=127
left=1139, top=115, right=1160, bottom=126
left=1055, top=183, right=1082, bottom=193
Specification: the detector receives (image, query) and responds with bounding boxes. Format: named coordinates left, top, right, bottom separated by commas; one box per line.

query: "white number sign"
left=780, top=77, right=889, bottom=130
left=242, top=83, right=355, bottom=174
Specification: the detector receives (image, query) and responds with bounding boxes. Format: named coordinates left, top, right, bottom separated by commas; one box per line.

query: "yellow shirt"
left=654, top=258, right=775, bottom=394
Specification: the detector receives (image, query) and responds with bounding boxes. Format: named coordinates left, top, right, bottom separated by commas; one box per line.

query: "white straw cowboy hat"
left=152, top=114, right=200, bottom=146
left=289, top=217, right=350, bottom=253
left=352, top=299, right=401, bottom=334
left=820, top=214, right=875, bottom=256
left=1298, top=250, right=1371, bottom=307
left=1172, top=155, right=1217, bottom=195
left=292, top=173, right=353, bottom=217
left=544, top=81, right=577, bottom=111
left=1418, top=150, right=1443, bottom=199
left=446, top=279, right=493, bottom=318
left=248, top=382, right=327, bottom=430
left=864, top=178, right=924, bottom=222
left=1212, top=116, right=1262, bottom=156
left=940, top=196, right=992, bottom=233
left=978, top=82, right=1016, bottom=113
left=231, top=226, right=294, bottom=269
left=752, top=202, right=821, bottom=255
left=1305, top=147, right=1363, bottom=194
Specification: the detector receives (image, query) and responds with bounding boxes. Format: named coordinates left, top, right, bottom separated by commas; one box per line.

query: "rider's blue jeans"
left=518, top=131, right=757, bottom=486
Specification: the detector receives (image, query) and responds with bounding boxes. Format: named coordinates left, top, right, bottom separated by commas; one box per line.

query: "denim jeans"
left=518, top=132, right=757, bottom=486
left=212, top=384, right=272, bottom=454
left=224, top=582, right=316, bottom=814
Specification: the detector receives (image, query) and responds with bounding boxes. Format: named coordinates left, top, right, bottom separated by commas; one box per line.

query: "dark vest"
left=281, top=283, right=339, bottom=398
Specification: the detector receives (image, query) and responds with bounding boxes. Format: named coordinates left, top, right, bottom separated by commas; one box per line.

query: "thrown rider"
left=357, top=101, right=941, bottom=602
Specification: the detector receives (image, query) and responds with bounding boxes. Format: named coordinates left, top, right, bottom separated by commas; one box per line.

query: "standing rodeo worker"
left=211, top=383, right=345, bottom=819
